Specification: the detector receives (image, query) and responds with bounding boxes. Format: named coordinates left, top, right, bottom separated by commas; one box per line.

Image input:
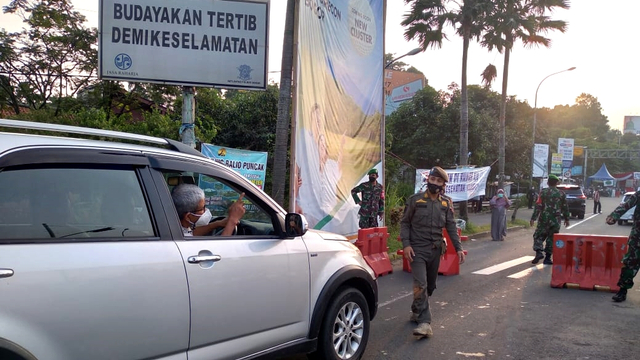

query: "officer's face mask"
left=427, top=182, right=442, bottom=194
left=369, top=175, right=376, bottom=182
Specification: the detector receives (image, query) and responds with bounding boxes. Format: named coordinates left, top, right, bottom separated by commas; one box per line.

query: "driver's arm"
left=192, top=218, right=230, bottom=236
left=221, top=193, right=246, bottom=236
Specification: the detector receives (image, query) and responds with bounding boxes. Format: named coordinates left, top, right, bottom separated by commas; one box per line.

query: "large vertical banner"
left=294, top=0, right=384, bottom=236
left=533, top=143, right=549, bottom=178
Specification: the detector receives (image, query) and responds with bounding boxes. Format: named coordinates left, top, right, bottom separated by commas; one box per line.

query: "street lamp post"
left=381, top=47, right=422, bottom=224
left=531, top=67, right=576, bottom=181
left=385, top=47, right=422, bottom=69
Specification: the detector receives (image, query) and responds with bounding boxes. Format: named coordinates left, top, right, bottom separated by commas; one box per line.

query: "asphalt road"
left=283, top=195, right=639, bottom=360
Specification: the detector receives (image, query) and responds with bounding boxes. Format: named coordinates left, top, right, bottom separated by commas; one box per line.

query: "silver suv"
left=0, top=119, right=378, bottom=360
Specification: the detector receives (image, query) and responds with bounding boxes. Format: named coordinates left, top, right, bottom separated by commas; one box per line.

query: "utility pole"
left=181, top=86, right=196, bottom=148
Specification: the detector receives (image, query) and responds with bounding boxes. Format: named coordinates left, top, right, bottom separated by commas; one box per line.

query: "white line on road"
left=379, top=292, right=413, bottom=307
left=566, top=213, right=599, bottom=230
left=507, top=263, right=548, bottom=279
left=472, top=256, right=535, bottom=275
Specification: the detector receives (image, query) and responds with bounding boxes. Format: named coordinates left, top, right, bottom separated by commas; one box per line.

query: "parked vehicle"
left=0, top=119, right=378, bottom=360
left=556, top=184, right=586, bottom=219
left=618, top=191, right=636, bottom=225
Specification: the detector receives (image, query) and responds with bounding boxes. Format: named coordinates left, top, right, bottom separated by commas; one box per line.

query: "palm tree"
left=272, top=0, right=295, bottom=207
left=480, top=0, right=569, bottom=189
left=402, top=0, right=490, bottom=220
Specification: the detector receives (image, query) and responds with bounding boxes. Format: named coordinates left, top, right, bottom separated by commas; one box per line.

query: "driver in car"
left=171, top=184, right=245, bottom=236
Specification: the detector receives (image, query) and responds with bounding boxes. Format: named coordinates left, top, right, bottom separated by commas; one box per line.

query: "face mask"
left=498, top=193, right=504, bottom=198
left=427, top=182, right=442, bottom=194
left=189, top=208, right=212, bottom=228
left=369, top=176, right=376, bottom=182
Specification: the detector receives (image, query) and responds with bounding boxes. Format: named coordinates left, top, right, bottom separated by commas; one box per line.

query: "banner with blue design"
left=200, top=143, right=268, bottom=190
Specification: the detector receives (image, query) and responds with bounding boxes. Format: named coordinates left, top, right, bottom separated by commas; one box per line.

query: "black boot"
left=543, top=254, right=553, bottom=265
left=532, top=251, right=544, bottom=264
left=612, top=288, right=627, bottom=302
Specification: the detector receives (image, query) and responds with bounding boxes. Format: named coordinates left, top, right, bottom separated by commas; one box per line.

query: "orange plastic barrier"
left=358, top=227, right=393, bottom=277
left=396, top=229, right=467, bottom=275
left=438, top=228, right=468, bottom=276
left=551, top=233, right=628, bottom=292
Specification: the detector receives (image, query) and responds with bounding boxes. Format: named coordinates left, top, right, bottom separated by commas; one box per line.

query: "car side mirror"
left=285, top=213, right=308, bottom=237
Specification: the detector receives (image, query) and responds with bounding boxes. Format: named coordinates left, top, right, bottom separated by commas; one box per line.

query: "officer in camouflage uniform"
left=606, top=191, right=640, bottom=302
left=400, top=166, right=466, bottom=339
left=351, top=168, right=384, bottom=229
left=530, top=174, right=570, bottom=265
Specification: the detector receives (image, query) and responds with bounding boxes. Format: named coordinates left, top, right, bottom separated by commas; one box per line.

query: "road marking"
left=472, top=256, right=535, bottom=275
left=379, top=292, right=412, bottom=307
left=566, top=213, right=599, bottom=230
left=507, top=264, right=548, bottom=279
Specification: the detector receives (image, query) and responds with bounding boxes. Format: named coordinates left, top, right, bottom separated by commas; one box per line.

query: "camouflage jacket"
left=609, top=190, right=640, bottom=221
left=351, top=181, right=384, bottom=218
left=531, top=186, right=570, bottom=226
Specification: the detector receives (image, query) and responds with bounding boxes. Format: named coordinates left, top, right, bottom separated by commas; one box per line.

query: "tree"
left=481, top=0, right=569, bottom=189
left=272, top=0, right=295, bottom=207
left=402, top=0, right=490, bottom=220
left=1, top=0, right=98, bottom=114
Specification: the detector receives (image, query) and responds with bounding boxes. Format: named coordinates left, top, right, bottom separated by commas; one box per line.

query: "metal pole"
left=531, top=67, right=576, bottom=180
left=583, top=147, right=588, bottom=187
left=180, top=86, right=196, bottom=148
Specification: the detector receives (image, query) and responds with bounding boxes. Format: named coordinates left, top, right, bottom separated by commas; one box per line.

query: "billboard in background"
left=200, top=144, right=268, bottom=189
left=533, top=143, right=549, bottom=177
left=415, top=167, right=491, bottom=202
left=558, top=138, right=574, bottom=162
left=383, top=69, right=425, bottom=116
left=551, top=153, right=563, bottom=175
left=99, top=0, right=269, bottom=88
left=623, top=116, right=640, bottom=135
left=294, top=0, right=384, bottom=237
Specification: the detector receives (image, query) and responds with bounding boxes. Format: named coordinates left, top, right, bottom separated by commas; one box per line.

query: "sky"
left=2, top=0, right=638, bottom=131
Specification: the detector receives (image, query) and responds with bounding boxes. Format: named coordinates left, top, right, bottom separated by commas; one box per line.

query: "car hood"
left=306, top=229, right=350, bottom=242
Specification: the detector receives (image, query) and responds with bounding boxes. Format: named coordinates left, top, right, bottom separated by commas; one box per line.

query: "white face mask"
left=190, top=208, right=213, bottom=228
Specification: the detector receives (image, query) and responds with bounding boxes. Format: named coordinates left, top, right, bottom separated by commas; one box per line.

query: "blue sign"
left=200, top=144, right=268, bottom=190
left=562, top=160, right=573, bottom=168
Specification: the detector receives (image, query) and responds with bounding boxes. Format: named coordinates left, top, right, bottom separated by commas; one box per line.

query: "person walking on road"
left=400, top=166, right=466, bottom=339
left=351, top=168, right=385, bottom=229
left=605, top=190, right=640, bottom=302
left=593, top=188, right=602, bottom=214
left=527, top=186, right=537, bottom=209
left=530, top=175, right=570, bottom=265
left=490, top=189, right=511, bottom=241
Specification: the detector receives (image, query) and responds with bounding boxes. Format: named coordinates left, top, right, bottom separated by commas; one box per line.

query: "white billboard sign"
left=533, top=143, right=549, bottom=178
left=558, top=138, right=574, bottom=162
left=99, top=0, right=269, bottom=89
left=415, top=167, right=491, bottom=202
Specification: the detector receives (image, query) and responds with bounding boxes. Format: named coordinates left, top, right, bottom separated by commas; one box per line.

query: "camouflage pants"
left=359, top=216, right=378, bottom=229
left=618, top=234, right=640, bottom=290
left=532, top=223, right=560, bottom=255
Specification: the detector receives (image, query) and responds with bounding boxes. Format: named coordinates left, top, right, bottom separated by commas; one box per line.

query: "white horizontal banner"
left=415, top=166, right=490, bottom=202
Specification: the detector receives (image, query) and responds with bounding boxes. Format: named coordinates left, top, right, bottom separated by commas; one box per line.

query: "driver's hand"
left=228, top=193, right=246, bottom=223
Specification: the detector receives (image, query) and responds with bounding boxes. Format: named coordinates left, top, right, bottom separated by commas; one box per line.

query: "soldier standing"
left=530, top=174, right=570, bottom=265
left=400, top=166, right=465, bottom=338
left=351, top=168, right=385, bottom=229
left=605, top=191, right=640, bottom=302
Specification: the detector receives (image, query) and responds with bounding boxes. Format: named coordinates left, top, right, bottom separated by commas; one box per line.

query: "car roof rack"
left=0, top=118, right=204, bottom=158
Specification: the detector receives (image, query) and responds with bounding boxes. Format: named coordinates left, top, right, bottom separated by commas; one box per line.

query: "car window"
left=161, top=170, right=275, bottom=236
left=558, top=187, right=583, bottom=196
left=0, top=166, right=154, bottom=240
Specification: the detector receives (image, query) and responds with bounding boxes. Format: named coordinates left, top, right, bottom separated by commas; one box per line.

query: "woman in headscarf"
left=489, top=189, right=511, bottom=241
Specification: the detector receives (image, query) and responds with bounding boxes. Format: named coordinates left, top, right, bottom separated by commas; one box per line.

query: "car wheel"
left=312, top=287, right=370, bottom=360
left=578, top=213, right=584, bottom=220
left=618, top=220, right=623, bottom=225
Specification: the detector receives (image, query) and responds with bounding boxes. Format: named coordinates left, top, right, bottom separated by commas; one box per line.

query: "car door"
left=149, top=158, right=310, bottom=360
left=0, top=148, right=189, bottom=360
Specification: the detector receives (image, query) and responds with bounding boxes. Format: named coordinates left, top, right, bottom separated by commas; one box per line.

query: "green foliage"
left=1, top=0, right=98, bottom=112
